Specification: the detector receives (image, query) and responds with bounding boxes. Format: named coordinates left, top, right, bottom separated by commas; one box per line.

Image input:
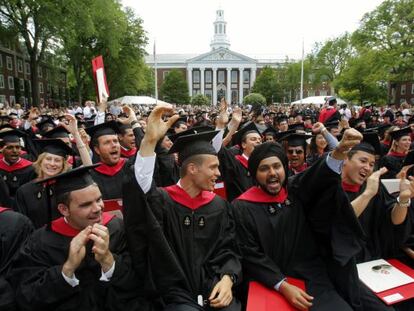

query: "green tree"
left=352, top=0, right=414, bottom=81
left=252, top=66, right=282, bottom=104
left=0, top=0, right=61, bottom=106
left=160, top=69, right=189, bottom=104
left=243, top=93, right=266, bottom=107
left=191, top=94, right=210, bottom=106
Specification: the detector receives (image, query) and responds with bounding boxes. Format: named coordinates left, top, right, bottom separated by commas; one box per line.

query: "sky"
left=122, top=0, right=385, bottom=59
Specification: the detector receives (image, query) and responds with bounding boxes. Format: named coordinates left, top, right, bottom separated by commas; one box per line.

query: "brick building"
left=389, top=80, right=414, bottom=105
left=0, top=41, right=67, bottom=108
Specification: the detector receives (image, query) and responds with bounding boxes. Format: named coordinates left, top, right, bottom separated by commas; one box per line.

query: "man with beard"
left=0, top=129, right=35, bottom=200
left=233, top=127, right=363, bottom=310
left=8, top=165, right=147, bottom=311
left=124, top=103, right=241, bottom=310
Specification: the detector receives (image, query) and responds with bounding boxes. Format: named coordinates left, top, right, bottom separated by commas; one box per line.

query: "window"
left=17, top=59, right=23, bottom=72
left=0, top=75, right=4, bottom=89
left=218, top=70, right=225, bottom=83
left=28, top=80, right=32, bottom=92
left=231, top=90, right=238, bottom=104
left=319, top=90, right=328, bottom=96
left=25, top=63, right=30, bottom=74
left=412, top=84, right=414, bottom=95
left=8, top=76, right=14, bottom=90
left=243, top=71, right=250, bottom=84
left=19, top=78, right=24, bottom=91
left=205, top=70, right=212, bottom=83
left=6, top=56, right=12, bottom=71
left=9, top=96, right=15, bottom=105
left=193, top=70, right=200, bottom=83
left=0, top=95, right=5, bottom=104
left=162, top=70, right=169, bottom=80
left=231, top=70, right=238, bottom=83
left=401, top=84, right=406, bottom=95
left=38, top=67, right=42, bottom=78
left=39, top=82, right=44, bottom=93
left=0, top=55, right=2, bottom=68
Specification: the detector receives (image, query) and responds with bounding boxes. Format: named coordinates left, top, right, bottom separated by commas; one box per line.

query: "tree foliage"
left=251, top=67, right=282, bottom=104
left=243, top=92, right=266, bottom=107
left=160, top=69, right=189, bottom=104
left=191, top=94, right=210, bottom=106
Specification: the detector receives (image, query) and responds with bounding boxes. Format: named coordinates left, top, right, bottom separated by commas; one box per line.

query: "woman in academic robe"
left=306, top=133, right=329, bottom=167
left=380, top=127, right=412, bottom=179
left=14, top=116, right=92, bottom=228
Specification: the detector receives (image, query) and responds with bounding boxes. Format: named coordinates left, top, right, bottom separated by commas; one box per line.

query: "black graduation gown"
left=90, top=157, right=132, bottom=200
left=0, top=208, right=33, bottom=311
left=345, top=183, right=410, bottom=262
left=0, top=158, right=35, bottom=199
left=153, top=151, right=179, bottom=187
left=123, top=174, right=241, bottom=310
left=14, top=181, right=61, bottom=229
left=218, top=147, right=254, bottom=202
left=233, top=159, right=354, bottom=310
left=8, top=214, right=148, bottom=311
left=380, top=153, right=405, bottom=179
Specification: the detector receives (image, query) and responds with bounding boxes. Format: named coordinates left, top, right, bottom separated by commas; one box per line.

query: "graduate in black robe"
left=0, top=207, right=33, bottom=311
left=380, top=127, right=412, bottom=179
left=14, top=139, right=76, bottom=228
left=124, top=105, right=241, bottom=310
left=0, top=129, right=35, bottom=200
left=232, top=141, right=355, bottom=310
left=218, top=122, right=261, bottom=202
left=8, top=165, right=148, bottom=311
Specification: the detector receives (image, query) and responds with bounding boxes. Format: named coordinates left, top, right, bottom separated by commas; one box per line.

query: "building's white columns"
left=212, top=67, right=217, bottom=105
left=187, top=68, right=192, bottom=97
left=239, top=67, right=244, bottom=105
left=250, top=67, right=256, bottom=89
left=226, top=67, right=232, bottom=104
left=200, top=68, right=205, bottom=95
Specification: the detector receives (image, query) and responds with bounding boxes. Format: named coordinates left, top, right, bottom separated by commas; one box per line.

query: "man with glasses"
left=281, top=133, right=310, bottom=176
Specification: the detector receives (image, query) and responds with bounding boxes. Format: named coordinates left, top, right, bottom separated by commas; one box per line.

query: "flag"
left=91, top=55, right=110, bottom=103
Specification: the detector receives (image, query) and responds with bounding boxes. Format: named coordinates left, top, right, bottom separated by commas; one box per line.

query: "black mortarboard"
left=281, top=133, right=311, bottom=147
left=35, top=139, right=75, bottom=157
left=8, top=112, right=18, bottom=117
left=276, top=114, right=288, bottom=123
left=85, top=121, right=120, bottom=140
left=0, top=129, right=26, bottom=144
left=262, top=127, right=278, bottom=139
left=275, top=129, right=295, bottom=142
left=351, top=131, right=381, bottom=155
left=37, top=117, right=56, bottom=133
left=395, top=111, right=403, bottom=117
left=232, top=122, right=260, bottom=147
left=371, top=124, right=392, bottom=139
left=288, top=123, right=305, bottom=131
left=325, top=119, right=340, bottom=129
left=383, top=110, right=394, bottom=121
left=363, top=101, right=372, bottom=108
left=326, top=96, right=337, bottom=106
left=168, top=130, right=219, bottom=165
left=42, top=126, right=70, bottom=139
left=389, top=127, right=412, bottom=140
left=0, top=124, right=15, bottom=131
left=168, top=125, right=214, bottom=142
left=0, top=115, right=12, bottom=121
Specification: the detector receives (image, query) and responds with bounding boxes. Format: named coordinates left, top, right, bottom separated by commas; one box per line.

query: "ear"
left=187, top=163, right=198, bottom=175
left=93, top=145, right=101, bottom=156
left=57, top=203, right=70, bottom=218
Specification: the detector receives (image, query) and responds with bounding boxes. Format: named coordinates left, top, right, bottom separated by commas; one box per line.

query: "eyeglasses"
left=287, top=149, right=304, bottom=155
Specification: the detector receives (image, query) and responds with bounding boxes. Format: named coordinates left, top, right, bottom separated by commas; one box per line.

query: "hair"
left=179, top=154, right=206, bottom=178
left=347, top=149, right=359, bottom=160
left=309, top=134, right=328, bottom=155
left=174, top=121, right=186, bottom=129
left=56, top=182, right=99, bottom=206
left=118, top=124, right=132, bottom=136
left=33, top=152, right=70, bottom=179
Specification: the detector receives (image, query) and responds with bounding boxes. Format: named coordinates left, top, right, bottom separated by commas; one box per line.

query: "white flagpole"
left=300, top=38, right=304, bottom=104
left=154, top=39, right=158, bottom=105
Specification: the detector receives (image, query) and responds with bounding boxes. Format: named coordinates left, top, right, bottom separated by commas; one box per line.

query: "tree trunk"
left=29, top=54, right=39, bottom=107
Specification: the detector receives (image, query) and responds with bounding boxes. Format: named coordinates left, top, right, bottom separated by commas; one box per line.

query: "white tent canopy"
left=291, top=96, right=347, bottom=106
left=108, top=96, right=168, bottom=106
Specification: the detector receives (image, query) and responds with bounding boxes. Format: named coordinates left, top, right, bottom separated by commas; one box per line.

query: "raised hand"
left=364, top=167, right=388, bottom=198
left=332, top=128, right=363, bottom=160
left=63, top=113, right=78, bottom=135
left=399, top=171, right=414, bottom=201
left=88, top=223, right=114, bottom=272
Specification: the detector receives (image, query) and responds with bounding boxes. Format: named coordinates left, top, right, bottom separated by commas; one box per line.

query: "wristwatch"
left=397, top=196, right=411, bottom=208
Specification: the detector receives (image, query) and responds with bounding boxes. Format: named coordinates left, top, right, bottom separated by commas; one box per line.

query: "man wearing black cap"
left=9, top=165, right=146, bottom=310
left=339, top=132, right=414, bottom=310
left=318, top=96, right=340, bottom=124
left=233, top=128, right=364, bottom=310
left=124, top=103, right=241, bottom=310
left=281, top=132, right=311, bottom=176
left=0, top=129, right=35, bottom=199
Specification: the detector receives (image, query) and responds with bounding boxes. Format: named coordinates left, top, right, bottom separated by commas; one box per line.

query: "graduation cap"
left=326, top=96, right=337, bottom=106
left=232, top=122, right=260, bottom=147
left=274, top=129, right=295, bottom=142
left=262, top=127, right=278, bottom=139
left=37, top=117, right=56, bottom=133
left=351, top=131, right=381, bottom=155
left=85, top=121, right=120, bottom=141
left=288, top=123, right=305, bottom=131
left=8, top=112, right=18, bottom=118
left=0, top=129, right=26, bottom=144
left=395, top=111, right=403, bottom=118
left=281, top=133, right=312, bottom=148
left=36, top=164, right=99, bottom=228
left=363, top=101, right=372, bottom=108
left=172, top=116, right=188, bottom=128
left=34, top=139, right=75, bottom=157
left=42, top=126, right=70, bottom=139
left=389, top=127, right=412, bottom=141
left=0, top=115, right=12, bottom=122
left=168, top=125, right=214, bottom=142
left=383, top=110, right=394, bottom=121
left=168, top=130, right=219, bottom=166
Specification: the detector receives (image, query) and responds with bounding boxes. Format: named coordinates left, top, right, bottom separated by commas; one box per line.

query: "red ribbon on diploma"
left=91, top=55, right=110, bottom=103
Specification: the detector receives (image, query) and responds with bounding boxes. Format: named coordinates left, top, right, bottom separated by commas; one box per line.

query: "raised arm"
left=63, top=114, right=93, bottom=166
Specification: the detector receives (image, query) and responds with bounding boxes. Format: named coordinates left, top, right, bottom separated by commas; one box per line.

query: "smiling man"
left=281, top=133, right=310, bottom=176
left=124, top=104, right=241, bottom=310
left=8, top=165, right=147, bottom=310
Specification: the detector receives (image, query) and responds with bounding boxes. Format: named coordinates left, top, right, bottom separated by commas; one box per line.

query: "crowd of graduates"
left=0, top=95, right=413, bottom=310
